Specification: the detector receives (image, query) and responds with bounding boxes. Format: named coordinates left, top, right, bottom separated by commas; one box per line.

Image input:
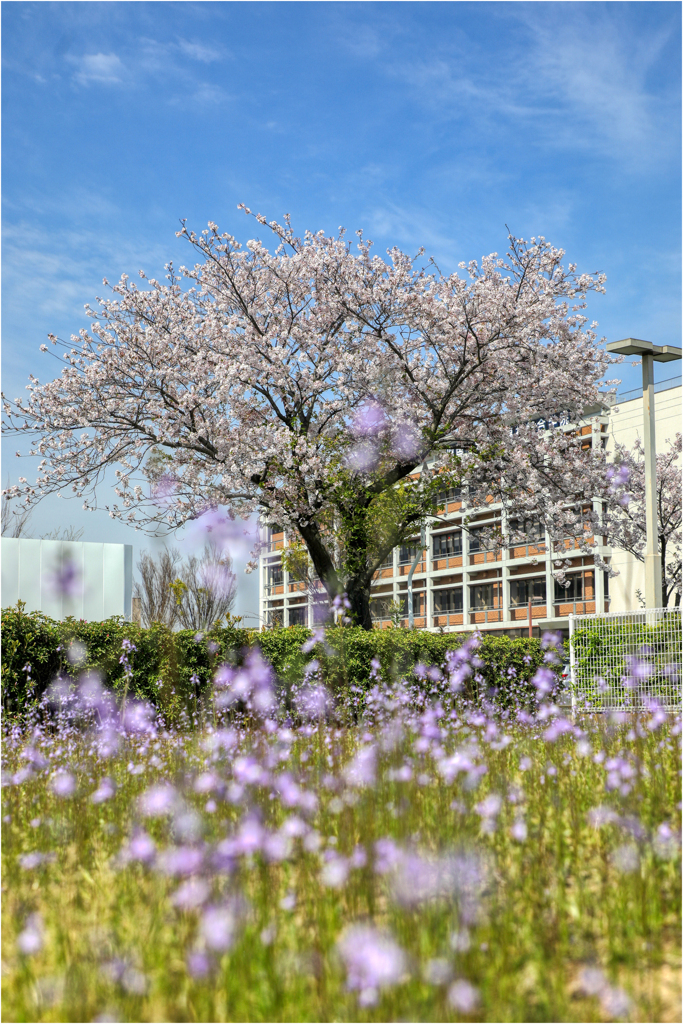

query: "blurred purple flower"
left=150, top=473, right=178, bottom=508
left=50, top=771, right=76, bottom=798
left=91, top=777, right=116, bottom=804
left=321, top=853, right=349, bottom=889
left=475, top=794, right=502, bottom=820
left=122, top=701, right=156, bottom=735
left=587, top=805, right=620, bottom=829
left=653, top=822, right=681, bottom=860
left=344, top=744, right=377, bottom=787
left=186, top=950, right=212, bottom=978
left=200, top=562, right=236, bottom=601
left=601, top=986, right=632, bottom=1020
left=295, top=684, right=333, bottom=722
left=346, top=439, right=380, bottom=473
left=424, top=958, right=453, bottom=986
left=185, top=508, right=260, bottom=560
left=66, top=641, right=87, bottom=666
left=531, top=666, right=556, bottom=698
left=611, top=843, right=639, bottom=874
left=48, top=557, right=82, bottom=599
left=392, top=422, right=422, bottom=461
left=172, top=878, right=210, bottom=910
left=544, top=717, right=574, bottom=742
left=448, top=979, right=479, bottom=1014
left=126, top=830, right=157, bottom=864
left=157, top=846, right=204, bottom=877
left=139, top=783, right=179, bottom=817
left=301, top=627, right=330, bottom=654
left=201, top=904, right=238, bottom=952
left=337, top=924, right=406, bottom=1006
left=510, top=819, right=528, bottom=842
left=17, top=913, right=44, bottom=955
left=351, top=401, right=387, bottom=438
left=19, top=851, right=50, bottom=870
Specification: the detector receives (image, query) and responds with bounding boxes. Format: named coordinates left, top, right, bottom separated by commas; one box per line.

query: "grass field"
left=2, top=639, right=681, bottom=1023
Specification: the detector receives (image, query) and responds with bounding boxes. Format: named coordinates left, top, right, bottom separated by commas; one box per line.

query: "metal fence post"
left=568, top=613, right=577, bottom=713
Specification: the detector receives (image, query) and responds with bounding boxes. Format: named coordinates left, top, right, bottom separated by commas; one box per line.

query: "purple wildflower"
left=172, top=878, right=211, bottom=910
left=186, top=950, right=212, bottom=978
left=337, top=924, right=406, bottom=1006
left=139, top=783, right=179, bottom=817
left=50, top=771, right=76, bottom=798
left=123, top=830, right=157, bottom=864
left=157, top=846, right=204, bottom=877
left=17, top=913, right=44, bottom=955
left=344, top=744, right=377, bottom=787
left=201, top=904, right=238, bottom=952
left=91, top=777, right=116, bottom=804
left=448, top=979, right=479, bottom=1013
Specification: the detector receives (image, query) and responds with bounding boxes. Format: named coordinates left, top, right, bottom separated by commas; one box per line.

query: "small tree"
left=41, top=525, right=85, bottom=541
left=1, top=476, right=33, bottom=537
left=171, top=542, right=236, bottom=630
left=606, top=433, right=682, bottom=607
left=134, top=548, right=183, bottom=628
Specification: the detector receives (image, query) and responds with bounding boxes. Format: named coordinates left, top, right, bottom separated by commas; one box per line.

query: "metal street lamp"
left=605, top=338, right=682, bottom=609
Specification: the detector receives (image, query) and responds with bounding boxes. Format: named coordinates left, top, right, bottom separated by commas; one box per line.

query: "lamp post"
left=605, top=338, right=682, bottom=609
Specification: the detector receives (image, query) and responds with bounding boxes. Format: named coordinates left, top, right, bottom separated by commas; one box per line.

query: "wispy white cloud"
left=177, top=38, right=223, bottom=63
left=514, top=6, right=677, bottom=157
left=63, top=35, right=227, bottom=96
left=68, top=52, right=125, bottom=86
left=368, top=6, right=678, bottom=172
left=360, top=200, right=462, bottom=267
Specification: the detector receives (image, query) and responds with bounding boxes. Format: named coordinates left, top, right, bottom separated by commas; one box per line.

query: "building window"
left=471, top=583, right=496, bottom=610
left=554, top=574, right=584, bottom=602
left=288, top=605, right=308, bottom=626
left=377, top=549, right=394, bottom=569
left=433, top=587, right=463, bottom=614
left=432, top=531, right=462, bottom=557
left=267, top=563, right=283, bottom=587
left=370, top=596, right=393, bottom=621
left=399, top=542, right=421, bottom=565
left=312, top=600, right=329, bottom=624
left=435, top=485, right=462, bottom=507
left=507, top=520, right=544, bottom=546
left=469, top=528, right=492, bottom=553
left=510, top=578, right=546, bottom=606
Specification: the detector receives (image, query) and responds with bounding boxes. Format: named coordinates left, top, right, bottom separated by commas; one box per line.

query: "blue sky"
left=2, top=1, right=681, bottom=621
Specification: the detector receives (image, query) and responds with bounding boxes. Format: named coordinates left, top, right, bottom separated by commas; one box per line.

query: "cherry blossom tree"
left=606, top=434, right=681, bottom=607
left=3, top=209, right=616, bottom=628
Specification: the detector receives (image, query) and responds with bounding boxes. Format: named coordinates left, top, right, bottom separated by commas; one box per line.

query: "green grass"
left=2, top=702, right=681, bottom=1023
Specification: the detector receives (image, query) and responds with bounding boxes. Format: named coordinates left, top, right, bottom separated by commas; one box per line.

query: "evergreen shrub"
left=1, top=603, right=546, bottom=719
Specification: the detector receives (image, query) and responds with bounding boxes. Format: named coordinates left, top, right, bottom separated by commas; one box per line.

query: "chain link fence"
left=569, top=607, right=681, bottom=712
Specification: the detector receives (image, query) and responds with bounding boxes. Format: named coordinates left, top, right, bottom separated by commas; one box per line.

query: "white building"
left=1, top=539, right=133, bottom=622
left=259, top=377, right=681, bottom=635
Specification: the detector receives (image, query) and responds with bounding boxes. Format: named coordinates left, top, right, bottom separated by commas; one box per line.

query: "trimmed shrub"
left=1, top=603, right=546, bottom=720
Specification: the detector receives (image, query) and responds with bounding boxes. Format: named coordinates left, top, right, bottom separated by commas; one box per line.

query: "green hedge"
left=1, top=603, right=546, bottom=721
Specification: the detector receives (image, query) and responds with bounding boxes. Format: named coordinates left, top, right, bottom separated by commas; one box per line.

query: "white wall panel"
left=1, top=539, right=132, bottom=621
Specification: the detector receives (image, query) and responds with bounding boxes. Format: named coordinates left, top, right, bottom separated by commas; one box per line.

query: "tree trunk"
left=346, top=576, right=373, bottom=630
left=296, top=518, right=376, bottom=630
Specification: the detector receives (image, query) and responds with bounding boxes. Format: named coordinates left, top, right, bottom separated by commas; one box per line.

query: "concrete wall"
left=605, top=384, right=681, bottom=612
left=1, top=539, right=133, bottom=621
